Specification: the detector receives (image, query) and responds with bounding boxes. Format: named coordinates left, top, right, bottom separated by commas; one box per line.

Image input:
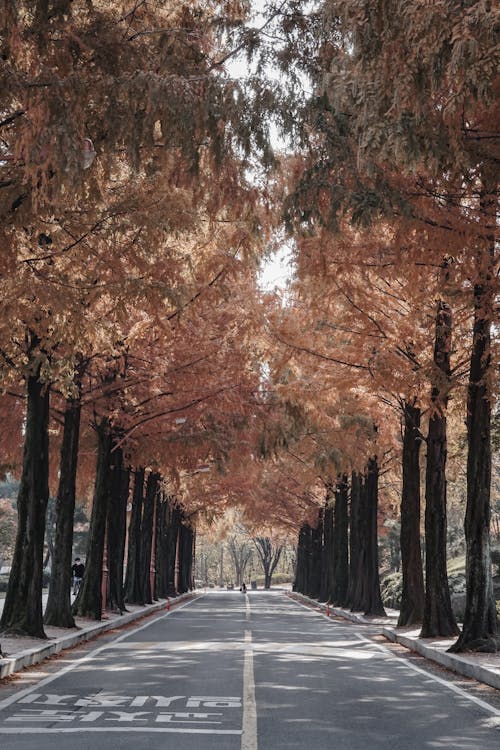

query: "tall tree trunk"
left=44, top=394, right=81, bottom=628
left=166, top=505, right=181, bottom=596
left=73, top=418, right=112, bottom=620
left=350, top=461, right=385, bottom=616
left=421, top=301, right=459, bottom=637
left=332, top=476, right=349, bottom=606
left=140, top=471, right=159, bottom=604
left=178, top=522, right=194, bottom=594
left=308, top=514, right=323, bottom=598
left=320, top=484, right=334, bottom=602
left=124, top=468, right=145, bottom=604
left=0, top=368, right=50, bottom=637
left=347, top=472, right=361, bottom=609
left=398, top=401, right=425, bottom=626
left=106, top=445, right=129, bottom=614
left=363, top=458, right=386, bottom=616
left=155, top=495, right=169, bottom=599
left=451, top=188, right=498, bottom=650
left=293, top=525, right=309, bottom=594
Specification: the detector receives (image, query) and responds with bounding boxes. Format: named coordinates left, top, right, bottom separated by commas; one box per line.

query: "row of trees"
left=0, top=1, right=497, bottom=657
left=263, top=0, right=499, bottom=653
left=0, top=1, right=270, bottom=648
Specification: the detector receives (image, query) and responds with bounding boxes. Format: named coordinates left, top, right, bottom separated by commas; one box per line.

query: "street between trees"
left=0, top=592, right=498, bottom=750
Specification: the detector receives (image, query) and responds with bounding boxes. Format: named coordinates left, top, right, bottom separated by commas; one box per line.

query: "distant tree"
left=253, top=537, right=283, bottom=589
left=228, top=537, right=253, bottom=588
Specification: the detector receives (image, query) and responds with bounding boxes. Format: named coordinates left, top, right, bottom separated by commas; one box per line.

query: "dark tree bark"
left=346, top=472, right=361, bottom=609
left=166, top=505, right=182, bottom=596
left=350, top=461, right=385, bottom=616
left=320, top=484, right=335, bottom=602
left=140, top=471, right=159, bottom=604
left=73, top=418, right=112, bottom=620
left=421, top=301, right=459, bottom=638
left=398, top=401, right=425, bottom=627
left=332, top=475, right=349, bottom=606
left=363, top=458, right=386, bottom=616
left=177, top=522, right=194, bottom=594
left=154, top=495, right=168, bottom=599
left=293, top=525, right=310, bottom=594
left=106, top=445, right=129, bottom=614
left=451, top=220, right=498, bottom=651
left=124, top=468, right=145, bottom=605
left=307, top=515, right=323, bottom=598
left=44, top=394, right=81, bottom=628
left=0, top=367, right=50, bottom=637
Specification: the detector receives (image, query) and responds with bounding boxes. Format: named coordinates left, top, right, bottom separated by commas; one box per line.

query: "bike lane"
left=0, top=594, right=247, bottom=750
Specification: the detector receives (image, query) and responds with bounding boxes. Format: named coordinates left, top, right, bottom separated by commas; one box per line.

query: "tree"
left=227, top=534, right=254, bottom=588
left=398, top=401, right=425, bottom=626
left=72, top=417, right=112, bottom=620
left=44, top=391, right=83, bottom=627
left=0, top=357, right=50, bottom=637
left=290, top=0, right=499, bottom=651
left=253, top=537, right=283, bottom=589
left=421, top=301, right=459, bottom=637
left=124, top=468, right=145, bottom=604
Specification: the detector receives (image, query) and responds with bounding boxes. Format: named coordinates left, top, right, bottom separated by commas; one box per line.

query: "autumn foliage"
left=0, top=1, right=498, bottom=654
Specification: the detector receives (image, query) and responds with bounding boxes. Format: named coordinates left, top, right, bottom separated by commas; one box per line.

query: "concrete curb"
left=0, top=593, right=194, bottom=680
left=287, top=592, right=500, bottom=691
left=381, top=626, right=500, bottom=691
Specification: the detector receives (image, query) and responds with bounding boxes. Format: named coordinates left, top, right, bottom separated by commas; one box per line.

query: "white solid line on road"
left=246, top=594, right=251, bottom=621
left=242, top=629, right=257, bottom=750
left=353, top=631, right=500, bottom=718
left=0, top=727, right=242, bottom=735
left=288, top=593, right=500, bottom=718
left=0, top=596, right=202, bottom=712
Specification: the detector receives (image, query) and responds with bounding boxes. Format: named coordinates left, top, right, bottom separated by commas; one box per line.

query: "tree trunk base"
left=0, top=625, right=47, bottom=639
left=44, top=613, right=76, bottom=629
left=448, top=635, right=500, bottom=654
left=397, top=609, right=423, bottom=627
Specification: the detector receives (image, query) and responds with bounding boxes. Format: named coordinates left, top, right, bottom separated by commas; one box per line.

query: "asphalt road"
left=0, top=591, right=499, bottom=749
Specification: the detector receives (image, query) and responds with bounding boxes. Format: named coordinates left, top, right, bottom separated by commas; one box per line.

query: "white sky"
left=225, top=2, right=296, bottom=292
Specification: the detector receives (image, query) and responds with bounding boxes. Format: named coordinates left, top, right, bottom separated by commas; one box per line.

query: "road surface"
left=0, top=591, right=498, bottom=749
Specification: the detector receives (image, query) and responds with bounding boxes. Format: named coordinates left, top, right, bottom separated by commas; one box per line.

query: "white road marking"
left=353, top=631, right=500, bottom=718
left=246, top=594, right=251, bottom=621
left=288, top=593, right=500, bottom=718
left=0, top=596, right=201, bottom=712
left=241, top=629, right=257, bottom=750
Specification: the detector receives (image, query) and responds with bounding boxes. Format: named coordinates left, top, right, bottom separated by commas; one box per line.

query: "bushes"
left=381, top=569, right=467, bottom=614
left=491, top=548, right=500, bottom=576
left=250, top=574, right=292, bottom=587
left=380, top=572, right=402, bottom=609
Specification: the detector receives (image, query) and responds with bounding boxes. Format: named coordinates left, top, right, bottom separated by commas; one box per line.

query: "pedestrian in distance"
left=71, top=557, right=85, bottom=596
left=240, top=582, right=247, bottom=594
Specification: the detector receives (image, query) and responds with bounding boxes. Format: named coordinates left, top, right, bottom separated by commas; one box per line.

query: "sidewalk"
left=0, top=593, right=193, bottom=680
left=288, top=592, right=500, bottom=691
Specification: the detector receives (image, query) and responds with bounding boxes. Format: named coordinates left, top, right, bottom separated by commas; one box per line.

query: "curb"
left=287, top=592, right=500, bottom=692
left=381, top=626, right=500, bottom=691
left=0, top=593, right=194, bottom=680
